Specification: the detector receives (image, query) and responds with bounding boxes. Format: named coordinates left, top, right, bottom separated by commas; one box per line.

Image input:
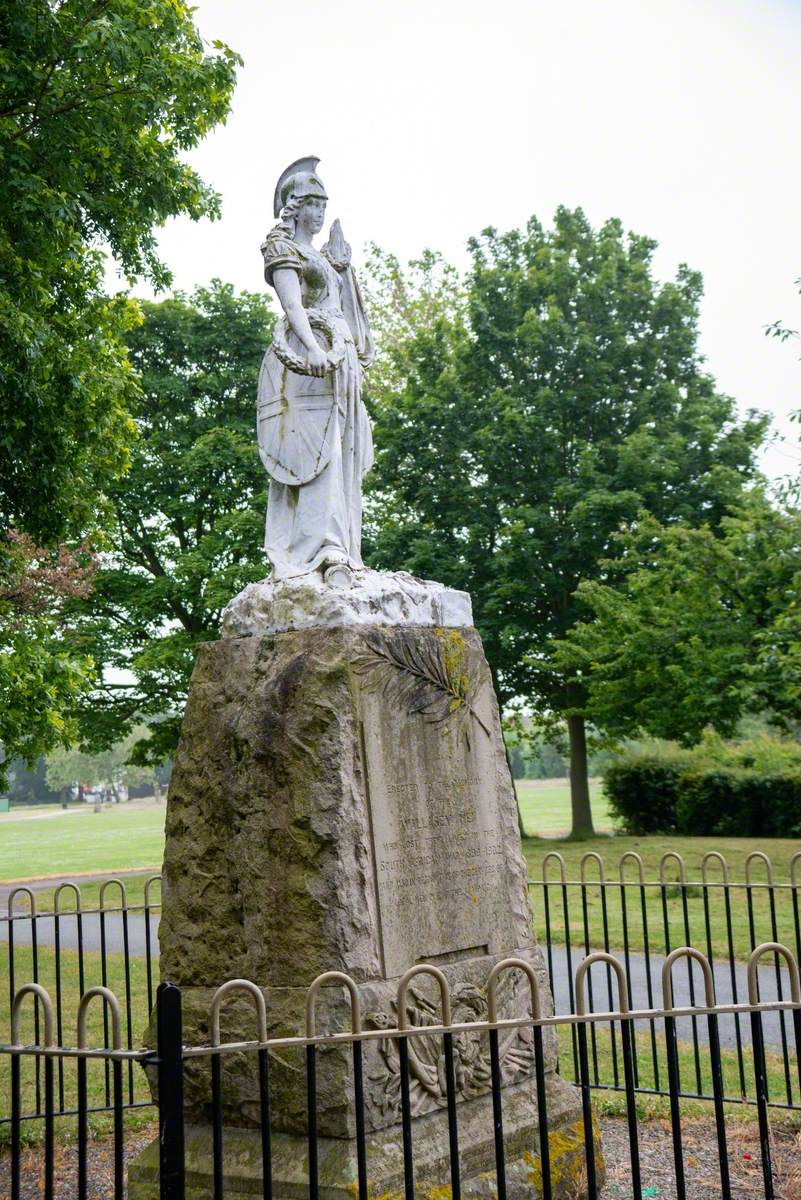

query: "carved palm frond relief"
left=353, top=629, right=491, bottom=739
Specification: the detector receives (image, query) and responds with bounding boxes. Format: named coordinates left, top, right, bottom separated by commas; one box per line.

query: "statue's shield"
left=257, top=349, right=337, bottom=485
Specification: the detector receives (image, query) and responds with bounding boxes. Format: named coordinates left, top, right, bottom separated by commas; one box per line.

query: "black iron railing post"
left=156, top=981, right=185, bottom=1200
left=750, top=1007, right=775, bottom=1200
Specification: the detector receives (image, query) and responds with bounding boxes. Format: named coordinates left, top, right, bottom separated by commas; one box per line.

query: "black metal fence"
left=529, top=848, right=801, bottom=1111
left=2, top=876, right=162, bottom=1127
left=3, top=852, right=801, bottom=1129
left=2, top=947, right=800, bottom=1200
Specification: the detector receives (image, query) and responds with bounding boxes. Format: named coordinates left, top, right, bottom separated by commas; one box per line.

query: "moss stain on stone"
left=523, top=1114, right=604, bottom=1196
left=434, top=628, right=472, bottom=714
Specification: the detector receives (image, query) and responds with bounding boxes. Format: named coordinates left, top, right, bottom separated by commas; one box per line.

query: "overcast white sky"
left=141, top=0, right=801, bottom=481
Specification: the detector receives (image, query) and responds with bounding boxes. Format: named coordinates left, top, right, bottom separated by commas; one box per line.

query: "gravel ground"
left=0, top=1122, right=157, bottom=1199
left=1, top=1116, right=800, bottom=1198
left=600, top=1117, right=801, bottom=1200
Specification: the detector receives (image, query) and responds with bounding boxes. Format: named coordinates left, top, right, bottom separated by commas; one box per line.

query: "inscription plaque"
left=360, top=678, right=522, bottom=977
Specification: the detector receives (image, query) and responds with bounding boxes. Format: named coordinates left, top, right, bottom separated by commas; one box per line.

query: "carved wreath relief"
left=365, top=980, right=535, bottom=1121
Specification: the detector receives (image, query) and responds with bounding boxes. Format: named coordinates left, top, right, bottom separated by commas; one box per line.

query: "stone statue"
left=257, top=156, right=375, bottom=590
left=130, top=159, right=593, bottom=1200
left=220, top=155, right=471, bottom=635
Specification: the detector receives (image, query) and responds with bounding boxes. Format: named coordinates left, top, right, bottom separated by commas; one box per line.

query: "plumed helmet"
left=273, top=156, right=328, bottom=218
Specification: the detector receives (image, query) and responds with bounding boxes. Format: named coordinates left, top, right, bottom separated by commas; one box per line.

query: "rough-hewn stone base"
left=128, top=1073, right=599, bottom=1200
left=129, top=617, right=604, bottom=1196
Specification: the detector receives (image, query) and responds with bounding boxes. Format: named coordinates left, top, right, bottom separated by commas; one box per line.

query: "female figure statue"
left=258, top=157, right=375, bottom=589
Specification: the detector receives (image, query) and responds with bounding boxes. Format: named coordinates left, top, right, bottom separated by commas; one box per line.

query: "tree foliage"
left=69, top=282, right=273, bottom=762
left=555, top=496, right=801, bottom=741
left=0, top=531, right=96, bottom=785
left=0, top=0, right=241, bottom=541
left=363, top=209, right=767, bottom=832
left=46, top=726, right=161, bottom=799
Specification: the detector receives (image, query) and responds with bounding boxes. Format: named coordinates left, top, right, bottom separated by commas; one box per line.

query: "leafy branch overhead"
left=0, top=0, right=241, bottom=542
left=354, top=629, right=491, bottom=741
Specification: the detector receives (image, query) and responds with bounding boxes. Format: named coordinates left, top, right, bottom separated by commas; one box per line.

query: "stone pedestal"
left=128, top=580, right=595, bottom=1198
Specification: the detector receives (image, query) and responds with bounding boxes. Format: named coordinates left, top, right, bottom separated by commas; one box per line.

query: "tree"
left=68, top=282, right=273, bottom=762
left=364, top=209, right=766, bottom=836
left=46, top=726, right=162, bottom=800
left=6, top=756, right=62, bottom=806
left=0, top=531, right=96, bottom=786
left=554, top=497, right=801, bottom=742
left=0, top=0, right=240, bottom=543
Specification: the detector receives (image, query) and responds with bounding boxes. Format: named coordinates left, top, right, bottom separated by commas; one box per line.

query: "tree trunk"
left=491, top=663, right=527, bottom=840
left=567, top=712, right=594, bottom=838
left=505, top=743, right=527, bottom=839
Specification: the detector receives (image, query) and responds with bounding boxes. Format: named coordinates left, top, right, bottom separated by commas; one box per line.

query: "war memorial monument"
left=129, top=158, right=592, bottom=1198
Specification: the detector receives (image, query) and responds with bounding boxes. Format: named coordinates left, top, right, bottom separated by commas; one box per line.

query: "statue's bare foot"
left=322, top=561, right=353, bottom=590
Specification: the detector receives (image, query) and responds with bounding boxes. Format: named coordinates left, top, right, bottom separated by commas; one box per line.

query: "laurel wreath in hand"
left=272, top=307, right=346, bottom=376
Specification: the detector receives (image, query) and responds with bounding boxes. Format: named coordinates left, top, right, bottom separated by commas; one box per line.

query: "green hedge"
left=603, top=757, right=685, bottom=834
left=603, top=748, right=801, bottom=836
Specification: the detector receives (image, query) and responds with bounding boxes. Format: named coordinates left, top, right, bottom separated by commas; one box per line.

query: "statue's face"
left=297, top=196, right=326, bottom=237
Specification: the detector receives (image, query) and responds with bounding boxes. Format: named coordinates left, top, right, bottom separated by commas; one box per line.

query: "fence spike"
left=701, top=850, right=730, bottom=885
left=487, top=956, right=543, bottom=1022
left=658, top=850, right=687, bottom=884
left=661, top=946, right=716, bottom=1008
left=396, top=963, right=452, bottom=1028
left=53, top=882, right=82, bottom=915
left=618, top=850, right=645, bottom=884
left=209, top=978, right=269, bottom=1046
left=11, top=983, right=55, bottom=1046
left=143, top=874, right=162, bottom=906
left=541, top=850, right=567, bottom=885
left=77, top=986, right=122, bottom=1049
left=7, top=886, right=36, bottom=919
left=579, top=850, right=606, bottom=884
left=745, top=851, right=775, bottom=886
left=575, top=951, right=629, bottom=1014
left=747, top=942, right=801, bottom=1004
left=98, top=878, right=128, bottom=911
left=305, top=970, right=362, bottom=1037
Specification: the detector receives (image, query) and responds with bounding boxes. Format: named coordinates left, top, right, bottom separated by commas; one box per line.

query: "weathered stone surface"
left=132, top=620, right=597, bottom=1195
left=153, top=624, right=547, bottom=1132
left=128, top=1074, right=597, bottom=1200
left=220, top=569, right=473, bottom=638
left=158, top=624, right=531, bottom=993
left=148, top=947, right=555, bottom=1137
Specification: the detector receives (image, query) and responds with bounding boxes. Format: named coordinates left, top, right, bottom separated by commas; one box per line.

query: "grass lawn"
left=0, top=804, right=166, bottom=882
left=553, top=1021, right=799, bottom=1123
left=515, top=777, right=613, bottom=836
left=3, top=777, right=609, bottom=886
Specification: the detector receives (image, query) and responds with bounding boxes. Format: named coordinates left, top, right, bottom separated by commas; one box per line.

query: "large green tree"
left=69, top=282, right=273, bottom=762
left=554, top=496, right=801, bottom=741
left=0, top=0, right=240, bottom=542
left=364, top=209, right=766, bottom=835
